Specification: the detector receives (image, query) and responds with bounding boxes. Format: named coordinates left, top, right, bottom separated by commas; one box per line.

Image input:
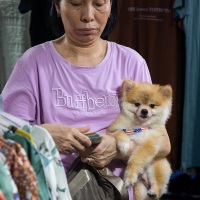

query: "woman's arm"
left=41, top=123, right=170, bottom=168
left=83, top=127, right=171, bottom=168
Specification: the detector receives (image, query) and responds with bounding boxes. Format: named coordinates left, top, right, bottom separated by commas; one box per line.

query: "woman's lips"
left=79, top=28, right=97, bottom=35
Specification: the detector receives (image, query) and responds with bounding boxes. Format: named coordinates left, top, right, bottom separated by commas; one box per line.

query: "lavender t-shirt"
left=2, top=41, right=151, bottom=198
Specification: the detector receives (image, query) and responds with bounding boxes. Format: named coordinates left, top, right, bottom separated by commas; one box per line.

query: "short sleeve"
left=139, top=60, right=152, bottom=83
left=132, top=60, right=152, bottom=83
left=2, top=59, right=36, bottom=123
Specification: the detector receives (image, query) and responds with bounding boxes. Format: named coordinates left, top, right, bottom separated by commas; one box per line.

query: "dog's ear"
left=159, top=85, right=173, bottom=98
left=121, top=79, right=135, bottom=96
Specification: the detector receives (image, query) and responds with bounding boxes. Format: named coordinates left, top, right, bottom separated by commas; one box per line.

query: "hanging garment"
left=0, top=162, right=14, bottom=200
left=0, top=111, right=72, bottom=200
left=0, top=111, right=29, bottom=128
left=0, top=112, right=34, bottom=145
left=0, top=152, right=19, bottom=200
left=5, top=125, right=35, bottom=145
left=0, top=137, right=39, bottom=200
left=3, top=131, right=50, bottom=200
left=0, top=191, right=6, bottom=200
left=0, top=0, right=31, bottom=92
left=173, top=0, right=200, bottom=170
left=18, top=0, right=56, bottom=46
left=28, top=125, right=72, bottom=200
left=18, top=0, right=31, bottom=13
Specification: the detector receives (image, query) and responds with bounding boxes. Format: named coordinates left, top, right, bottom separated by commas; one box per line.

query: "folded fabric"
left=0, top=137, right=39, bottom=200
left=0, top=152, right=19, bottom=200
left=3, top=131, right=50, bottom=200
left=29, top=125, right=72, bottom=200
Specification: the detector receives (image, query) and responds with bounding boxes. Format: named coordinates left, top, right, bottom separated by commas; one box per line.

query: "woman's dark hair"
left=50, top=0, right=118, bottom=39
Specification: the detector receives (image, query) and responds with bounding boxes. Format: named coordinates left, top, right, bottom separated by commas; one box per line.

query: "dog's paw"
left=147, top=189, right=158, bottom=199
left=112, top=131, right=130, bottom=155
left=124, top=170, right=138, bottom=188
left=117, top=140, right=130, bottom=155
left=139, top=168, right=145, bottom=175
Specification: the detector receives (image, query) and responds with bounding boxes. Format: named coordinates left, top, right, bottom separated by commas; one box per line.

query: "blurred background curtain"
left=0, top=0, right=31, bottom=92
left=174, top=0, right=200, bottom=171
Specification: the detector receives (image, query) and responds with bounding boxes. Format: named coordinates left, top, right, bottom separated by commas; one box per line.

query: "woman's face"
left=55, top=0, right=112, bottom=45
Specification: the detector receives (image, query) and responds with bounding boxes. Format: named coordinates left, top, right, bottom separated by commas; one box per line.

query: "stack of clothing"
left=0, top=111, right=71, bottom=200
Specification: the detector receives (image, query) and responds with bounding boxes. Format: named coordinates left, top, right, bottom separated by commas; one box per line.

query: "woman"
left=2, top=0, right=171, bottom=199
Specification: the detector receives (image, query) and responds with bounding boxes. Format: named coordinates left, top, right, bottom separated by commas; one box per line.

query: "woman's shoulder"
left=17, top=41, right=55, bottom=68
left=21, top=41, right=52, bottom=59
left=107, top=41, right=145, bottom=60
left=13, top=41, right=56, bottom=75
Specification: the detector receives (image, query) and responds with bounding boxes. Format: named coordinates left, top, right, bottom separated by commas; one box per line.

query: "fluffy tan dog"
left=108, top=80, right=172, bottom=200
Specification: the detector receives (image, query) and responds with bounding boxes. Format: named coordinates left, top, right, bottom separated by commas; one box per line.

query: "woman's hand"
left=80, top=134, right=118, bottom=168
left=41, top=124, right=92, bottom=154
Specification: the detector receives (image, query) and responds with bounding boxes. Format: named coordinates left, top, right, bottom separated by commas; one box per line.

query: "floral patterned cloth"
left=0, top=152, right=19, bottom=200
left=0, top=112, right=71, bottom=200
left=3, top=131, right=50, bottom=200
left=0, top=137, right=39, bottom=200
left=0, top=191, right=6, bottom=200
left=28, top=125, right=72, bottom=200
left=0, top=162, right=13, bottom=200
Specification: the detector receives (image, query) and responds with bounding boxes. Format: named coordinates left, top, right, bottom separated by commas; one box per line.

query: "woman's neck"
left=53, top=35, right=107, bottom=67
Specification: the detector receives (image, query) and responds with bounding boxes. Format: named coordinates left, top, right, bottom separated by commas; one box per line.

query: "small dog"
left=107, top=80, right=172, bottom=200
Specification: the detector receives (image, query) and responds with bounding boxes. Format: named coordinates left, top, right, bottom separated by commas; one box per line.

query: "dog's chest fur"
left=128, top=130, right=151, bottom=144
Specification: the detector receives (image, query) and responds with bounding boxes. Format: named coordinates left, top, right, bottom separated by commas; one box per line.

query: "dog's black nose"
left=141, top=109, right=148, bottom=116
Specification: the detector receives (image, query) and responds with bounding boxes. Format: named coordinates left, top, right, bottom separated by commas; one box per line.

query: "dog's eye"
left=134, top=102, right=140, bottom=107
left=149, top=104, right=155, bottom=108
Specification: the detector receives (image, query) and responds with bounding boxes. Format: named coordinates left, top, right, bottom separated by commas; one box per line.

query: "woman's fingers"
left=55, top=129, right=89, bottom=152
left=41, top=124, right=92, bottom=154
left=81, top=134, right=118, bottom=168
left=62, top=126, right=92, bottom=149
left=77, top=125, right=91, bottom=133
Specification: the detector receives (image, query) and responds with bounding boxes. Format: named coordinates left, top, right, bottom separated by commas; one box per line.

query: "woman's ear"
left=110, top=1, right=112, bottom=16
left=54, top=0, right=61, bottom=16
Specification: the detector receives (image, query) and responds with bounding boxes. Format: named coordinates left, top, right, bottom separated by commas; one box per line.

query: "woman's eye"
left=95, top=3, right=103, bottom=7
left=70, top=1, right=82, bottom=6
left=71, top=3, right=82, bottom=6
left=134, top=102, right=140, bottom=107
left=94, top=1, right=108, bottom=11
left=149, top=104, right=155, bottom=108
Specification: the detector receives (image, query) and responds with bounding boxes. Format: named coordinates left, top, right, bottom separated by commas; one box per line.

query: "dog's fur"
left=107, top=80, right=172, bottom=200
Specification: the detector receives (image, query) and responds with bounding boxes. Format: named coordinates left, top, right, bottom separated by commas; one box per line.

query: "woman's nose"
left=81, top=5, right=95, bottom=22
